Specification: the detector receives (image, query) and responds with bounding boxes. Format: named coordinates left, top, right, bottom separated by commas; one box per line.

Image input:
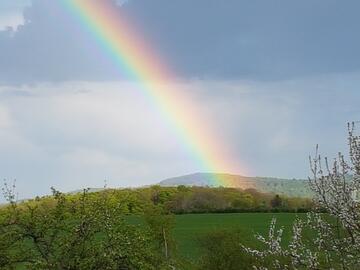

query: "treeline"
left=30, top=185, right=313, bottom=214
left=151, top=186, right=312, bottom=213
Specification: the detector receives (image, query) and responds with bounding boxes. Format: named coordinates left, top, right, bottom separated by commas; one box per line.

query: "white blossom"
left=243, top=123, right=360, bottom=270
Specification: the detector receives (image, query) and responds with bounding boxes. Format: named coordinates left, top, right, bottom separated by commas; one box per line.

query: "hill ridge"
left=159, top=172, right=311, bottom=198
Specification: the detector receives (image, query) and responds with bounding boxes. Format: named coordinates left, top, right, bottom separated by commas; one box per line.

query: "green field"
left=171, top=213, right=304, bottom=258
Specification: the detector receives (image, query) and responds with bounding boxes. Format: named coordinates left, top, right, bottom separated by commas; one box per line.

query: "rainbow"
left=63, top=0, right=246, bottom=186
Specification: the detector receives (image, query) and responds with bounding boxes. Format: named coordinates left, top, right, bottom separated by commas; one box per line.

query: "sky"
left=0, top=0, right=359, bottom=199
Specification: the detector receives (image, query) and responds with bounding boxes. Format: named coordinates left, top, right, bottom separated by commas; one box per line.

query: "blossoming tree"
left=243, top=123, right=360, bottom=269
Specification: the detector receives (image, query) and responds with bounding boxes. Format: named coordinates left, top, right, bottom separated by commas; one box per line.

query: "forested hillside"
left=29, top=185, right=312, bottom=214
left=159, top=173, right=311, bottom=198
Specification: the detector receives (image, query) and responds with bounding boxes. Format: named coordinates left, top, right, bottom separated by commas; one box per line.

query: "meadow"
left=176, top=213, right=304, bottom=258
left=0, top=185, right=355, bottom=269
left=132, top=212, right=303, bottom=259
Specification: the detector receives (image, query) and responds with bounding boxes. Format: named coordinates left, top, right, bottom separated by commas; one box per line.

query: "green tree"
left=0, top=186, right=172, bottom=270
left=144, top=206, right=175, bottom=262
left=197, top=230, right=257, bottom=270
left=270, top=194, right=283, bottom=209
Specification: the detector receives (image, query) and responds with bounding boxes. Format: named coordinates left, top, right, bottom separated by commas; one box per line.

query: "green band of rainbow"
left=62, top=0, right=246, bottom=186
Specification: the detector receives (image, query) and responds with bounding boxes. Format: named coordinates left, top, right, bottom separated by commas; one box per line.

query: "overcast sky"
left=0, top=0, right=359, bottom=199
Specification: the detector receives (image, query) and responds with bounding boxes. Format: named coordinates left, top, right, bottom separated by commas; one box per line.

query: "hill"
left=159, top=173, right=311, bottom=198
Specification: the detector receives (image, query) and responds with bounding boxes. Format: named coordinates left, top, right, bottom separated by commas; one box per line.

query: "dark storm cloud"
left=1, top=0, right=360, bottom=83
left=121, top=0, right=360, bottom=80
left=0, top=0, right=122, bottom=84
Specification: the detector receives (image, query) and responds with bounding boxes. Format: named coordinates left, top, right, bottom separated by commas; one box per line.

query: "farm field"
left=129, top=213, right=305, bottom=259
left=171, top=213, right=303, bottom=259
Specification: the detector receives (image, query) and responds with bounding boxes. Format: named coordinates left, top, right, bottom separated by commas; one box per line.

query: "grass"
left=171, top=213, right=304, bottom=259
left=10, top=212, right=305, bottom=269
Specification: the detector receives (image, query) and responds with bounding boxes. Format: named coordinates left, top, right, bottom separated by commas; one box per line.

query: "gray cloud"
left=0, top=76, right=359, bottom=199
left=122, top=0, right=360, bottom=80
left=0, top=1, right=123, bottom=84
left=0, top=0, right=30, bottom=30
left=1, top=0, right=360, bottom=83
left=0, top=1, right=359, bottom=200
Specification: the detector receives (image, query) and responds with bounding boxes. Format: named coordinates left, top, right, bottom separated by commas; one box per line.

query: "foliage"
left=12, top=185, right=312, bottom=217
left=151, top=186, right=311, bottom=214
left=270, top=195, right=283, bottom=209
left=144, top=206, right=176, bottom=262
left=197, top=229, right=258, bottom=270
left=0, top=183, right=311, bottom=269
left=0, top=187, right=174, bottom=270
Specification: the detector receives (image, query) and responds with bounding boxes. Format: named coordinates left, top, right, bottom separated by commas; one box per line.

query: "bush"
left=197, top=229, right=258, bottom=270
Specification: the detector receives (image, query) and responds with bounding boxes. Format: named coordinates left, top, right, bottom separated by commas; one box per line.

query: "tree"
left=197, top=229, right=258, bottom=270
left=144, top=206, right=175, bottom=262
left=242, top=123, right=360, bottom=269
left=270, top=194, right=283, bottom=209
left=0, top=186, right=173, bottom=270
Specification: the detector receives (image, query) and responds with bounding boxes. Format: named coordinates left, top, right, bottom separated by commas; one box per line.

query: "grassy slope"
left=172, top=213, right=303, bottom=259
